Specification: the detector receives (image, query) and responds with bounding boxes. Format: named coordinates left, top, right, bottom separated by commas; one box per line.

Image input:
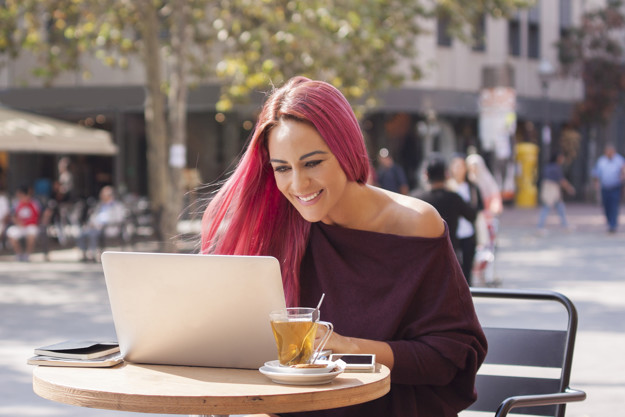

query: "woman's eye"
left=273, top=166, right=290, bottom=173
left=305, top=160, right=322, bottom=168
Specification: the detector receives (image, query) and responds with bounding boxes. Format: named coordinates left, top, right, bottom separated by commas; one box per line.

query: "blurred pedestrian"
left=466, top=153, right=502, bottom=217
left=416, top=155, right=477, bottom=251
left=466, top=153, right=502, bottom=246
left=465, top=153, right=502, bottom=286
left=49, top=157, right=76, bottom=245
left=0, top=185, right=9, bottom=250
left=77, top=186, right=126, bottom=262
left=376, top=148, right=409, bottom=194
left=537, top=153, right=575, bottom=233
left=56, top=157, right=75, bottom=202
left=449, top=154, right=483, bottom=285
left=592, top=143, right=625, bottom=234
left=6, top=184, right=40, bottom=262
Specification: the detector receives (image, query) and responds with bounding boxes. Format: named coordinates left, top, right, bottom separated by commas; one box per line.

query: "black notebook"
left=34, top=340, right=120, bottom=360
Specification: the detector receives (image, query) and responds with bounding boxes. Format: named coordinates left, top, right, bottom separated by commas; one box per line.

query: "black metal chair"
left=468, top=288, right=586, bottom=417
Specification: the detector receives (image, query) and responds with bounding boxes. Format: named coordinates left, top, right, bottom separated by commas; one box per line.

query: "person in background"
left=466, top=153, right=502, bottom=217
left=32, top=177, right=55, bottom=260
left=465, top=153, right=502, bottom=259
left=56, top=157, right=75, bottom=202
left=416, top=155, right=478, bottom=253
left=77, top=185, right=126, bottom=262
left=0, top=184, right=10, bottom=250
left=200, top=77, right=486, bottom=417
left=592, top=143, right=625, bottom=234
left=449, top=154, right=483, bottom=285
left=49, top=157, right=76, bottom=246
left=537, top=153, right=575, bottom=233
left=376, top=147, right=409, bottom=195
left=6, top=184, right=40, bottom=262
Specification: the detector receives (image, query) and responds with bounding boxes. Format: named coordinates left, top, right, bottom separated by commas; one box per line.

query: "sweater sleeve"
left=387, top=236, right=487, bottom=407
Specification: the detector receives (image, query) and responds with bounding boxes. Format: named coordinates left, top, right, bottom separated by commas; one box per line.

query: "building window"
left=559, top=0, right=572, bottom=39
left=528, top=23, right=540, bottom=58
left=472, top=14, right=486, bottom=52
left=527, top=2, right=540, bottom=59
left=508, top=18, right=521, bottom=56
left=437, top=15, right=453, bottom=47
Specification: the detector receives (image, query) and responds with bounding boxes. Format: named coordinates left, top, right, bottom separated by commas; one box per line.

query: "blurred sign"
left=169, top=144, right=186, bottom=168
left=542, top=125, right=551, bottom=145
left=478, top=87, right=516, bottom=159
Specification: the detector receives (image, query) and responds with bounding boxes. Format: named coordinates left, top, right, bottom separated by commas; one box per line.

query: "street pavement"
left=482, top=203, right=625, bottom=417
left=0, top=202, right=623, bottom=417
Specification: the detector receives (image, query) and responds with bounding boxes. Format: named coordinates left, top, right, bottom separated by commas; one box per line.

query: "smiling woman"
left=201, top=77, right=371, bottom=306
left=200, top=77, right=487, bottom=417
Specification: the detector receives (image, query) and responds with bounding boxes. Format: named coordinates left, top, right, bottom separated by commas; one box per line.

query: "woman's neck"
left=320, top=182, right=382, bottom=230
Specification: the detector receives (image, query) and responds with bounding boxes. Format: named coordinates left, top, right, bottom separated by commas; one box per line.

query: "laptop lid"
left=101, top=251, right=286, bottom=369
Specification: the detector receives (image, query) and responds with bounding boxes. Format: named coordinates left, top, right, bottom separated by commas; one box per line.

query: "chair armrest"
left=495, top=388, right=587, bottom=417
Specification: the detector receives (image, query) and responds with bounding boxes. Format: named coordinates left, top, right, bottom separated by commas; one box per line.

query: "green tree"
left=0, top=0, right=531, bottom=250
left=557, top=0, right=625, bottom=147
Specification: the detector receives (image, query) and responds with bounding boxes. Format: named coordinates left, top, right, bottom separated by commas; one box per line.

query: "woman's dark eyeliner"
left=305, top=159, right=322, bottom=168
left=272, top=159, right=322, bottom=173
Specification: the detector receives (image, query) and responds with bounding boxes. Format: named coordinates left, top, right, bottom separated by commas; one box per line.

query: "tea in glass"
left=269, top=307, right=333, bottom=366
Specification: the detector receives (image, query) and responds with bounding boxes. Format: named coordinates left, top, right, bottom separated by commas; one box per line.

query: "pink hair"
left=201, top=77, right=370, bottom=306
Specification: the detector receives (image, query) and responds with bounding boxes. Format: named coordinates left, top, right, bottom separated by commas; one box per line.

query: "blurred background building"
left=0, top=0, right=620, bottom=204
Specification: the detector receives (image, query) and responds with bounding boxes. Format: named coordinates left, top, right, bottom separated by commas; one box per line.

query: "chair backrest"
left=468, top=288, right=579, bottom=417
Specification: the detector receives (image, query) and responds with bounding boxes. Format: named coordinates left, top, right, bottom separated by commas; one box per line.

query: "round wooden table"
left=33, top=362, right=391, bottom=416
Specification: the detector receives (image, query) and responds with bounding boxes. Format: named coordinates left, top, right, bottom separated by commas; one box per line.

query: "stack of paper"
left=28, top=341, right=123, bottom=367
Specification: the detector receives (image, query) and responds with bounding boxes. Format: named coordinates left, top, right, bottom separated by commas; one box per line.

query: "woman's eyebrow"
left=269, top=150, right=328, bottom=164
left=299, top=150, right=328, bottom=160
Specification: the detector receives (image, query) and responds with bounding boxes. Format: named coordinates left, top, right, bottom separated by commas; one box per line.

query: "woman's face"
left=450, top=158, right=467, bottom=182
left=267, top=119, right=348, bottom=223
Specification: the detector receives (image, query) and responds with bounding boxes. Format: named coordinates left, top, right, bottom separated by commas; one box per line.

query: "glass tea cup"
left=269, top=307, right=333, bottom=366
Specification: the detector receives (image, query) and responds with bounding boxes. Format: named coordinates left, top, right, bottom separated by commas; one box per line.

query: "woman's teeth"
left=299, top=191, right=320, bottom=202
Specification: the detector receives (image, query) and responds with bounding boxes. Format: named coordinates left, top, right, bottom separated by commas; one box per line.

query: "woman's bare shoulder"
left=378, top=190, right=444, bottom=238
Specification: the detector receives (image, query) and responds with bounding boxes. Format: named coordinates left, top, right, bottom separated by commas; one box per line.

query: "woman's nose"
left=291, top=169, right=310, bottom=192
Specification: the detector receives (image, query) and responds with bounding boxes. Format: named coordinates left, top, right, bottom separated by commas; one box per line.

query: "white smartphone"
left=329, top=353, right=376, bottom=372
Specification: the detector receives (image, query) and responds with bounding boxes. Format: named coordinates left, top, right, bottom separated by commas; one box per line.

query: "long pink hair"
left=201, top=76, right=370, bottom=306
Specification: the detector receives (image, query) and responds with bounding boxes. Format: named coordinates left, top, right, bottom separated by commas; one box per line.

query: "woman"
left=465, top=153, right=501, bottom=217
left=465, top=153, right=501, bottom=286
left=537, top=153, right=575, bottom=233
left=201, top=77, right=487, bottom=417
left=449, top=155, right=483, bottom=285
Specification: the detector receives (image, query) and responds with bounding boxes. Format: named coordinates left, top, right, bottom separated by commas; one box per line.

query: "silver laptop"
left=101, top=251, right=286, bottom=369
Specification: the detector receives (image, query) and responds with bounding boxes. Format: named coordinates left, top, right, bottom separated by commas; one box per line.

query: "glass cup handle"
left=311, top=320, right=333, bottom=364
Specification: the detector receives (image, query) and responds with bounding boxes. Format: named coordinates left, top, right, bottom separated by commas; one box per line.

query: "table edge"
left=33, top=365, right=391, bottom=414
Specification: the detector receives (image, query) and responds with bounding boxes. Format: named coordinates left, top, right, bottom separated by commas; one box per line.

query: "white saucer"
left=259, top=361, right=346, bottom=385
left=263, top=360, right=336, bottom=374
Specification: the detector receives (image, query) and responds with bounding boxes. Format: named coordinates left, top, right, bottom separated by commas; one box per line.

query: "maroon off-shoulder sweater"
left=283, top=221, right=487, bottom=417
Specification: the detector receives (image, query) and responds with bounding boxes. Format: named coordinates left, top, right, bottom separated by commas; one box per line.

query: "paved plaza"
left=0, top=203, right=623, bottom=417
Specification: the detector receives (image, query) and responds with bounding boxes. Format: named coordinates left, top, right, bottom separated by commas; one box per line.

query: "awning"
left=0, top=107, right=117, bottom=155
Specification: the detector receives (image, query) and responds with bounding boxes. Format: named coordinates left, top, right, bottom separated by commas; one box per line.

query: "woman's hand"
left=314, top=328, right=395, bottom=370
left=315, top=327, right=353, bottom=353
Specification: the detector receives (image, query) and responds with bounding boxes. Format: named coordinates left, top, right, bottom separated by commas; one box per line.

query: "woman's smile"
left=296, top=190, right=323, bottom=204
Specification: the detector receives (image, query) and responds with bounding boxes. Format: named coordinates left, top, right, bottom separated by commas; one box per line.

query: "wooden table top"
left=33, top=362, right=391, bottom=415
